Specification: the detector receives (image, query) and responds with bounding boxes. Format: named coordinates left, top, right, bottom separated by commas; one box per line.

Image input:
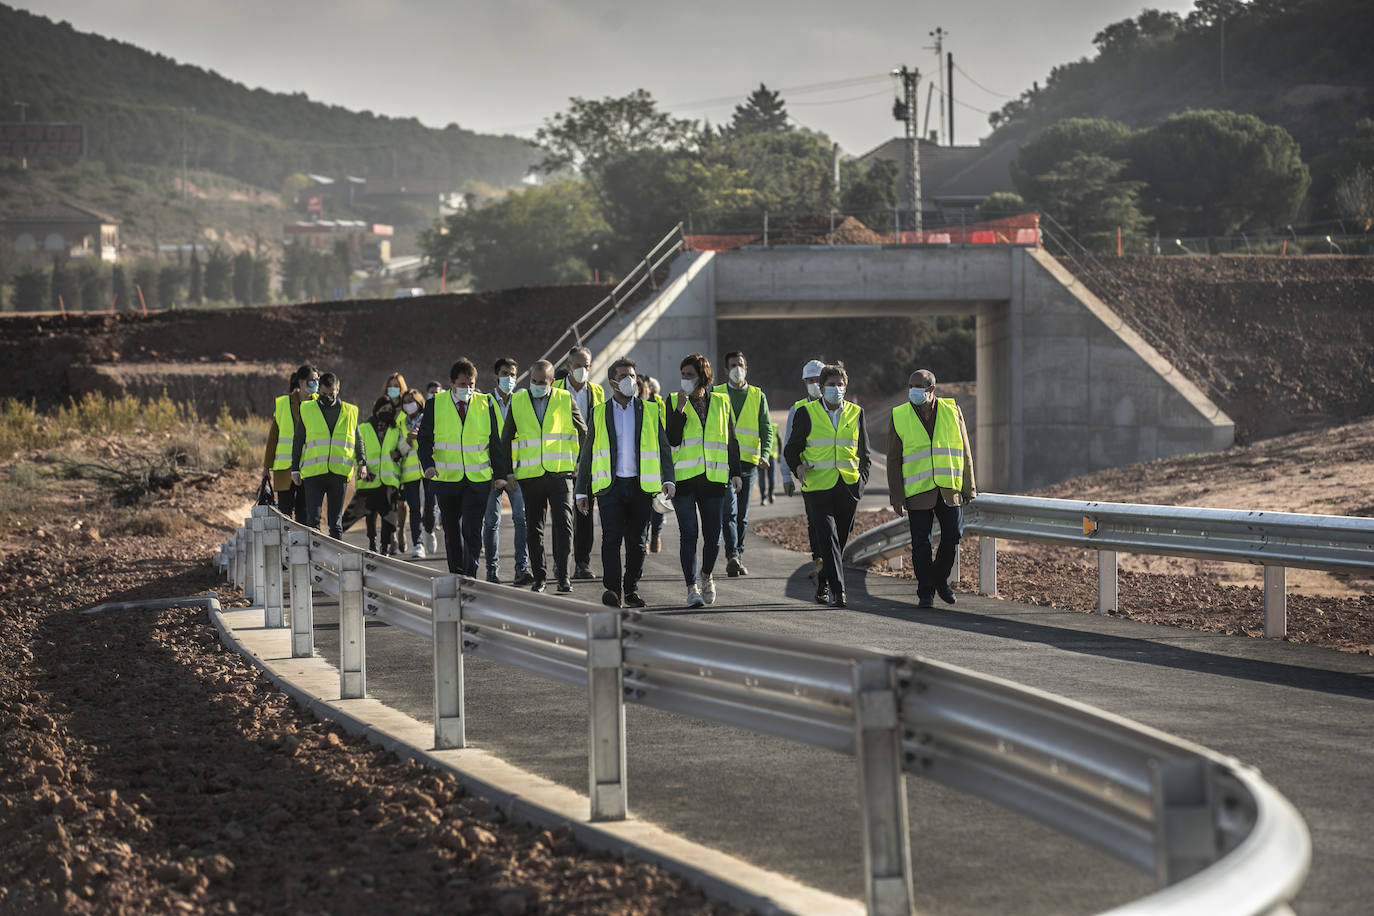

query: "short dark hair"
left=725, top=350, right=746, bottom=365
left=680, top=353, right=713, bottom=389
left=291, top=363, right=318, bottom=391
left=554, top=366, right=569, bottom=381
left=319, top=372, right=339, bottom=388
left=494, top=357, right=518, bottom=375
left=607, top=356, right=637, bottom=379
left=426, top=379, right=443, bottom=391
left=819, top=362, right=848, bottom=387
left=371, top=396, right=392, bottom=417
left=449, top=358, right=477, bottom=382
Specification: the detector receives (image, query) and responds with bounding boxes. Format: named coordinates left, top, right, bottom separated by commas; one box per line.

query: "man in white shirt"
left=575, top=357, right=675, bottom=608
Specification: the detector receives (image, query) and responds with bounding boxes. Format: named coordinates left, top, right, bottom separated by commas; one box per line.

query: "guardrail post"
left=1098, top=550, right=1118, bottom=615
left=587, top=610, right=627, bottom=821
left=241, top=522, right=255, bottom=597
left=978, top=537, right=996, bottom=596
left=1150, top=757, right=1218, bottom=885
left=1264, top=566, right=1286, bottom=638
left=853, top=658, right=914, bottom=916
left=339, top=553, right=365, bottom=699
left=432, top=576, right=465, bottom=749
left=229, top=532, right=240, bottom=587
left=289, top=528, right=313, bottom=657
left=251, top=506, right=271, bottom=607
left=262, top=517, right=284, bottom=628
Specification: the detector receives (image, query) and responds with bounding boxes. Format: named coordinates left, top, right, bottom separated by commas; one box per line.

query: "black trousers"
left=303, top=473, right=350, bottom=539
left=519, top=474, right=575, bottom=583
left=597, top=477, right=653, bottom=596
left=277, top=481, right=308, bottom=524
left=908, top=493, right=964, bottom=599
left=433, top=478, right=490, bottom=576
left=809, top=481, right=861, bottom=596
left=574, top=493, right=595, bottom=569
left=802, top=491, right=823, bottom=561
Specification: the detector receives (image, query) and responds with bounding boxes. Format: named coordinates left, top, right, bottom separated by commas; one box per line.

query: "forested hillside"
left=0, top=4, right=539, bottom=190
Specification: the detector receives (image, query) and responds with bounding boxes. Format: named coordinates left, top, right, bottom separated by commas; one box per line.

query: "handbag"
left=256, top=473, right=276, bottom=506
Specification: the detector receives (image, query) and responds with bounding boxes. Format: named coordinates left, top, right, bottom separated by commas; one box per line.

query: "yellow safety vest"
left=892, top=398, right=964, bottom=497
left=510, top=388, right=578, bottom=479
left=554, top=378, right=604, bottom=414
left=668, top=391, right=730, bottom=483
left=589, top=400, right=662, bottom=496
left=800, top=399, right=860, bottom=493
left=356, top=422, right=384, bottom=490
left=431, top=393, right=493, bottom=483
left=714, top=383, right=764, bottom=465
left=380, top=420, right=421, bottom=487
left=271, top=395, right=295, bottom=471
left=649, top=394, right=667, bottom=428
left=299, top=399, right=359, bottom=480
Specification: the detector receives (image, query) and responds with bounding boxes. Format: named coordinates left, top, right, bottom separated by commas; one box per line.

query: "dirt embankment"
left=0, top=283, right=611, bottom=417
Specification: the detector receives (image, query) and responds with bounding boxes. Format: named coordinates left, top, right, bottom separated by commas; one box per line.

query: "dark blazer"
left=574, top=396, right=675, bottom=497
left=496, top=390, right=588, bottom=481
left=783, top=400, right=871, bottom=496
left=417, top=394, right=510, bottom=481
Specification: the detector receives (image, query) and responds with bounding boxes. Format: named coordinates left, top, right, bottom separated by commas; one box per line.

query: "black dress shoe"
left=556, top=579, right=573, bottom=593
left=917, top=593, right=935, bottom=609
left=485, top=571, right=501, bottom=584
left=829, top=591, right=847, bottom=608
left=530, top=579, right=547, bottom=593
left=937, top=584, right=956, bottom=605
left=573, top=565, right=596, bottom=580
left=815, top=582, right=830, bottom=605
left=513, top=571, right=535, bottom=587
left=601, top=589, right=621, bottom=608
left=622, top=592, right=646, bottom=608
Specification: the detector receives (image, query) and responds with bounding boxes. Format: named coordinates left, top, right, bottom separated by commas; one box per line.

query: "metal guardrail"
left=220, top=504, right=1310, bottom=916
left=517, top=224, right=685, bottom=383
left=844, top=493, right=1374, bottom=639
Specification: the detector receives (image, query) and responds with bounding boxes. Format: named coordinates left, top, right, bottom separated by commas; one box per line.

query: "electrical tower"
left=927, top=27, right=948, bottom=144
left=892, top=66, right=921, bottom=232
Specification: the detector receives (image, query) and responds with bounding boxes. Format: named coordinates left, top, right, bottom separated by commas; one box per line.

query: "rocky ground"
left=755, top=416, right=1374, bottom=655
left=0, top=445, right=737, bottom=915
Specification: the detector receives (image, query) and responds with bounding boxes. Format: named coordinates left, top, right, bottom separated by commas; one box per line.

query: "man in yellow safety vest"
left=716, top=350, right=773, bottom=578
left=783, top=362, right=871, bottom=609
left=887, top=369, right=976, bottom=608
left=419, top=357, right=510, bottom=577
left=555, top=345, right=605, bottom=581
left=574, top=356, right=675, bottom=609
left=290, top=371, right=369, bottom=540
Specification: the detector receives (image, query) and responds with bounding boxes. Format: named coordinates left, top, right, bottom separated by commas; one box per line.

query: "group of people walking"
left=262, top=348, right=974, bottom=611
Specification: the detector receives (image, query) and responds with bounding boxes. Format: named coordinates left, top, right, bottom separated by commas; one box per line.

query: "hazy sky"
left=21, top=0, right=1199, bottom=155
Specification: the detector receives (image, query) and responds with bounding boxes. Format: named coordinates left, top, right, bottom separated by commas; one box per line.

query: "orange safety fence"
left=687, top=213, right=1040, bottom=251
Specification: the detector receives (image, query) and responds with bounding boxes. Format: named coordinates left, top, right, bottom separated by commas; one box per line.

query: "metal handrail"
left=517, top=224, right=685, bottom=383
left=222, top=505, right=1311, bottom=916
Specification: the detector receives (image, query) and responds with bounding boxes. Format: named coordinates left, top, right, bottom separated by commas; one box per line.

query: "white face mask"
left=680, top=378, right=696, bottom=395
left=497, top=376, right=516, bottom=394
left=570, top=366, right=589, bottom=384
left=616, top=375, right=638, bottom=398
left=402, top=401, right=419, bottom=415
left=806, top=381, right=821, bottom=399
left=823, top=385, right=845, bottom=405
left=729, top=365, right=747, bottom=385
left=452, top=386, right=473, bottom=403
left=529, top=383, right=549, bottom=398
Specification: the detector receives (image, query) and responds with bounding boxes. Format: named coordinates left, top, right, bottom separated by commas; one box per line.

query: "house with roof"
left=857, top=137, right=1022, bottom=226
left=3, top=200, right=120, bottom=262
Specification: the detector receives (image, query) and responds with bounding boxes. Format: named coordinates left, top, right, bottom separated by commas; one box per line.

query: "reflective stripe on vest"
left=589, top=400, right=662, bottom=495
left=381, top=418, right=422, bottom=486
left=299, top=400, right=358, bottom=480
left=800, top=399, right=860, bottom=492
left=669, top=391, right=729, bottom=483
left=510, top=388, right=578, bottom=479
left=714, top=383, right=764, bottom=464
left=431, top=393, right=493, bottom=483
left=356, top=422, right=384, bottom=490
left=892, top=398, right=964, bottom=497
left=271, top=395, right=295, bottom=470
left=553, top=378, right=604, bottom=411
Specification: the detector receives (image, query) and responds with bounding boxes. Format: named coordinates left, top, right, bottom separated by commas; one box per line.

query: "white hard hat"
left=802, top=359, right=826, bottom=379
left=652, top=491, right=675, bottom=514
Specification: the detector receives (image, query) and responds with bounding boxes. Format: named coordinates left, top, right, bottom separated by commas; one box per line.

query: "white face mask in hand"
left=616, top=376, right=638, bottom=398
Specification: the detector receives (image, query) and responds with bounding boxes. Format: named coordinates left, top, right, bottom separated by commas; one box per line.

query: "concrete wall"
left=586, top=251, right=717, bottom=383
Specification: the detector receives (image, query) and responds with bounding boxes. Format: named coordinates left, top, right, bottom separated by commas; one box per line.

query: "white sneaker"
left=424, top=531, right=438, bottom=554
left=411, top=542, right=426, bottom=559
left=686, top=586, right=705, bottom=608
left=698, top=573, right=716, bottom=605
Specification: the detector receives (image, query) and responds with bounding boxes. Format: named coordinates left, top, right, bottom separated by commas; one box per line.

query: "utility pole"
left=14, top=101, right=28, bottom=170
left=892, top=66, right=922, bottom=231
left=927, top=27, right=948, bottom=144
left=180, top=107, right=193, bottom=199
left=948, top=52, right=955, bottom=146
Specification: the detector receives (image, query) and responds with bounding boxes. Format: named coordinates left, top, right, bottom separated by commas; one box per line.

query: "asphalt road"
left=307, top=465, right=1374, bottom=915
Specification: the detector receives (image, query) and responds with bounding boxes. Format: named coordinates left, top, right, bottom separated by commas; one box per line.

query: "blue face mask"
left=909, top=387, right=929, bottom=405
left=386, top=386, right=401, bottom=399
left=824, top=385, right=845, bottom=405
left=497, top=376, right=516, bottom=394
left=305, top=380, right=319, bottom=395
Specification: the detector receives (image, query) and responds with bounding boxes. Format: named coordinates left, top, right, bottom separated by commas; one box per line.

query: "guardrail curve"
left=221, top=504, right=1311, bottom=915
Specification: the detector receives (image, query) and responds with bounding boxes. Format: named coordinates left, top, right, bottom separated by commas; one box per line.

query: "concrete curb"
left=210, top=604, right=862, bottom=916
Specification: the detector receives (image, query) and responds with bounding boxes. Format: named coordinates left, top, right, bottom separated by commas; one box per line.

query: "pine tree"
left=189, top=246, right=203, bottom=304
left=232, top=250, right=254, bottom=306
left=728, top=84, right=791, bottom=136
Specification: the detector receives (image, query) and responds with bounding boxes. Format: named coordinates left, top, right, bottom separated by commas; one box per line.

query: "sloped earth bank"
left=0, top=468, right=736, bottom=915
left=754, top=416, right=1374, bottom=655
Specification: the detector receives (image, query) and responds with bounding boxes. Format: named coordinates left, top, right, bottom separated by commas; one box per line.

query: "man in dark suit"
left=575, top=356, right=675, bottom=608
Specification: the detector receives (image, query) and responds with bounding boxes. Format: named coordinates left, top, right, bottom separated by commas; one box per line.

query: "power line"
left=952, top=62, right=1016, bottom=99
left=929, top=83, right=993, bottom=116
left=789, top=89, right=892, bottom=107
left=666, top=73, right=889, bottom=111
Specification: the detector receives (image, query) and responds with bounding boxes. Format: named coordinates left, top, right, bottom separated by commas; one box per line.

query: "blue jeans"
left=722, top=465, right=757, bottom=558
left=908, top=495, right=963, bottom=599
left=483, top=483, right=529, bottom=576
left=673, top=487, right=725, bottom=586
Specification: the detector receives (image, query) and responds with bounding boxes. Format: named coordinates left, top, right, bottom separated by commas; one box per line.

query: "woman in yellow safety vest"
left=358, top=396, right=398, bottom=554
left=639, top=375, right=670, bottom=555
left=261, top=364, right=317, bottom=523
left=387, top=388, right=433, bottom=559
left=782, top=362, right=871, bottom=609
left=667, top=354, right=743, bottom=609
